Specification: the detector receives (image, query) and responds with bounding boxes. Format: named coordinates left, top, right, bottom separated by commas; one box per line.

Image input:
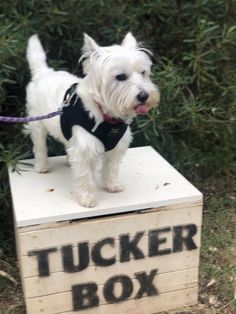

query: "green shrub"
left=0, top=0, right=236, bottom=181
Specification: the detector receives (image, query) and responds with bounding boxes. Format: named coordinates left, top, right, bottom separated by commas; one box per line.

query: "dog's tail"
left=26, top=35, right=49, bottom=78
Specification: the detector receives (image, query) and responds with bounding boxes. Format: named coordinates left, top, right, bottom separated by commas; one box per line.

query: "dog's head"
left=80, top=33, right=160, bottom=120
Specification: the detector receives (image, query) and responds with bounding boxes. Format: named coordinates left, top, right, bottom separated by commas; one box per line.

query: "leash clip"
left=60, top=83, right=79, bottom=109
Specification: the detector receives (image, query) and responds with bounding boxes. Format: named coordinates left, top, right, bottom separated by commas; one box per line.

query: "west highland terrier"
left=26, top=33, right=160, bottom=207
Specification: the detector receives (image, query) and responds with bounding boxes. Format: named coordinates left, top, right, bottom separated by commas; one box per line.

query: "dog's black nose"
left=137, top=91, right=149, bottom=103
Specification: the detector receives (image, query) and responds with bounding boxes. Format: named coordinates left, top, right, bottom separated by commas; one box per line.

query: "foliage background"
left=0, top=0, right=236, bottom=313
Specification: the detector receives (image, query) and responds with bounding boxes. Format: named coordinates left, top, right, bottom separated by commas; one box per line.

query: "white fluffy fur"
left=26, top=33, right=160, bottom=207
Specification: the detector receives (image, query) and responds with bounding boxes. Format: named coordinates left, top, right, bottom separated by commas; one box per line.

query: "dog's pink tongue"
left=135, top=104, right=149, bottom=115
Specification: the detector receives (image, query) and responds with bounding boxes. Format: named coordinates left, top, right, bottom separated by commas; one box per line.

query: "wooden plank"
left=14, top=220, right=27, bottom=296
left=18, top=204, right=202, bottom=256
left=26, top=285, right=198, bottom=314
left=21, top=228, right=201, bottom=278
left=9, top=146, right=202, bottom=227
left=24, top=252, right=199, bottom=298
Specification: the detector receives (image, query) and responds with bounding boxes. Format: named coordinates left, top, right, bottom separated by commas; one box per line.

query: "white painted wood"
left=9, top=146, right=202, bottom=227
left=18, top=203, right=202, bottom=256
left=26, top=286, right=198, bottom=314
left=17, top=201, right=201, bottom=233
left=18, top=201, right=202, bottom=233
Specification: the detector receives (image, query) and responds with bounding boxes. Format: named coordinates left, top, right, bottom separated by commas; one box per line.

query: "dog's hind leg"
left=29, top=121, right=50, bottom=173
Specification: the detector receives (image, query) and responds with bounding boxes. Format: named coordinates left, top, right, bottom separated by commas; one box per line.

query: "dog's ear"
left=122, top=32, right=137, bottom=49
left=80, top=34, right=100, bottom=75
left=82, top=34, right=99, bottom=57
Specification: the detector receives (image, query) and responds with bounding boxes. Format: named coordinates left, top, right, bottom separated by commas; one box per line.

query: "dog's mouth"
left=134, top=104, right=150, bottom=115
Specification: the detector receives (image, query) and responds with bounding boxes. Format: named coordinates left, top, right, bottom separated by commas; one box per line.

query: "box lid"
left=8, top=146, right=202, bottom=227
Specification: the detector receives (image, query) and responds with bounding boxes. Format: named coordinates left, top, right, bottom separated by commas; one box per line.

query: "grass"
left=199, top=178, right=236, bottom=313
left=0, top=163, right=235, bottom=313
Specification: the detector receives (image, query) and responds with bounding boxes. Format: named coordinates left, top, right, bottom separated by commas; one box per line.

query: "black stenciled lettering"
left=62, top=242, right=89, bottom=273
left=103, top=275, right=133, bottom=303
left=135, top=269, right=158, bottom=298
left=72, top=282, right=99, bottom=310
left=148, top=227, right=171, bottom=257
left=28, top=247, right=57, bottom=277
left=92, top=237, right=116, bottom=267
left=173, top=224, right=198, bottom=252
left=120, top=231, right=145, bottom=262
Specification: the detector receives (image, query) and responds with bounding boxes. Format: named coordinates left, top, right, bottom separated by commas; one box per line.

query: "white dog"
left=26, top=33, right=160, bottom=207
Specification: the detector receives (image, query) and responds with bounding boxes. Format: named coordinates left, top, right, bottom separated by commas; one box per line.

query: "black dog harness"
left=60, top=83, right=128, bottom=151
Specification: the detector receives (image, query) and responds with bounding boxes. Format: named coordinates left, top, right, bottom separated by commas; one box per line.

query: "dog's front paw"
left=77, top=193, right=97, bottom=208
left=106, top=182, right=124, bottom=193
left=35, top=163, right=51, bottom=173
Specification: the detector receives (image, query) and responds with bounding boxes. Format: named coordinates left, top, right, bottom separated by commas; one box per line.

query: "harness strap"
left=60, top=84, right=128, bottom=151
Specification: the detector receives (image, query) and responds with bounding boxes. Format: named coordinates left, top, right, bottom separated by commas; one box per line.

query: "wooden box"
left=9, top=146, right=202, bottom=314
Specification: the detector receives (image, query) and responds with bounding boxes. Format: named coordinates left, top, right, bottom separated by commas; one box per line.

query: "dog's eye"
left=141, top=70, right=146, bottom=76
left=116, top=74, right=127, bottom=81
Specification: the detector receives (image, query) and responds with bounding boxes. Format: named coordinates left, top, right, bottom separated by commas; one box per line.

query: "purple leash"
left=0, top=83, right=79, bottom=123
left=0, top=110, right=61, bottom=123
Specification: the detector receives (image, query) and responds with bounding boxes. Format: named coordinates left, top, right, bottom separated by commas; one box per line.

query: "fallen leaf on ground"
left=0, top=270, right=17, bottom=285
left=207, top=278, right=216, bottom=288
